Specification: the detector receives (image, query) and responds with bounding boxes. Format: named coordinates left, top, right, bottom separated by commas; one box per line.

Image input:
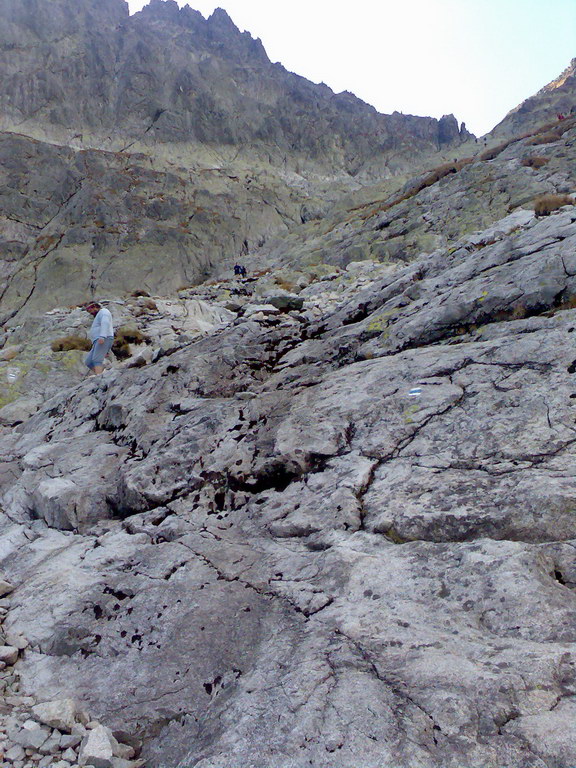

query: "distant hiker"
left=557, top=113, right=565, bottom=121
left=84, top=302, right=114, bottom=375
left=234, top=264, right=247, bottom=278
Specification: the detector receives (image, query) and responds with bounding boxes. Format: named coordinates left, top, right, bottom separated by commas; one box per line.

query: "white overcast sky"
left=126, top=0, right=575, bottom=136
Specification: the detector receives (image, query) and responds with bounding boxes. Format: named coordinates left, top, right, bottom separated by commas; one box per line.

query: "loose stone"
left=0, top=646, right=18, bottom=665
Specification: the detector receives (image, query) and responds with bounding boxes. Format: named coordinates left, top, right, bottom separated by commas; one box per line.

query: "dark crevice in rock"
left=177, top=542, right=330, bottom=620
left=495, top=709, right=521, bottom=735
left=553, top=568, right=567, bottom=586
left=217, top=452, right=333, bottom=497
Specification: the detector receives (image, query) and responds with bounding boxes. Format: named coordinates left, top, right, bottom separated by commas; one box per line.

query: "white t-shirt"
left=89, top=307, right=114, bottom=341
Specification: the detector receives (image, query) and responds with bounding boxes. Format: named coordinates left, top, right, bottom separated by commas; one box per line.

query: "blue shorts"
left=85, top=337, right=114, bottom=369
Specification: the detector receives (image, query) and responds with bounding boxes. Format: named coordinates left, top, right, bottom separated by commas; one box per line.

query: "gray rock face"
left=31, top=699, right=82, bottom=733
left=252, top=118, right=576, bottom=274
left=0, top=131, right=311, bottom=322
left=2, top=9, right=576, bottom=768
left=79, top=725, right=115, bottom=767
left=0, top=0, right=469, bottom=175
left=2, top=206, right=576, bottom=767
left=0, top=645, right=18, bottom=665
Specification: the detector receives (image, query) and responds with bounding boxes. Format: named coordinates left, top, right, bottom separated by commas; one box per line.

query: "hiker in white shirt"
left=84, top=302, right=114, bottom=375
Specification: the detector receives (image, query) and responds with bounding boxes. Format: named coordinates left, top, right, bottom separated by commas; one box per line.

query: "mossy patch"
left=0, top=384, right=21, bottom=409
left=403, top=404, right=420, bottom=424
left=381, top=527, right=414, bottom=544
left=366, top=308, right=398, bottom=333
left=0, top=363, right=29, bottom=407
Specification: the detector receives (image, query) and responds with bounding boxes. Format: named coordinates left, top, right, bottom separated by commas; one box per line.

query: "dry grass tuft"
left=115, top=327, right=151, bottom=345
left=534, top=194, right=574, bottom=217
left=526, top=131, right=562, bottom=146
left=521, top=155, right=549, bottom=169
left=51, top=335, right=92, bottom=352
left=110, top=327, right=152, bottom=360
left=479, top=140, right=516, bottom=161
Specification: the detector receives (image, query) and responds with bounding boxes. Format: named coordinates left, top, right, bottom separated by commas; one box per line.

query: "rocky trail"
left=2, top=200, right=576, bottom=767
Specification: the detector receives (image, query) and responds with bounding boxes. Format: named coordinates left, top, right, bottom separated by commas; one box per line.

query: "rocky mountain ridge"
left=0, top=0, right=470, bottom=176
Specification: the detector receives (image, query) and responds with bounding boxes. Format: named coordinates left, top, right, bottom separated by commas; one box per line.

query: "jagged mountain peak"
left=0, top=0, right=468, bottom=168
left=540, top=56, right=576, bottom=94
left=208, top=5, right=239, bottom=28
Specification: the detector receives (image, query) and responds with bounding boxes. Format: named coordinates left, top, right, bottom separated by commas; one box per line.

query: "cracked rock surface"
left=2, top=206, right=576, bottom=767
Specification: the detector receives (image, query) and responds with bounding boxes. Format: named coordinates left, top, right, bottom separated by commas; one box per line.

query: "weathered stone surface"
left=243, top=303, right=280, bottom=317
left=1, top=205, right=576, bottom=767
left=9, top=722, right=50, bottom=750
left=265, top=294, right=305, bottom=311
left=5, top=744, right=26, bottom=761
left=0, top=396, right=42, bottom=426
left=32, top=699, right=82, bottom=734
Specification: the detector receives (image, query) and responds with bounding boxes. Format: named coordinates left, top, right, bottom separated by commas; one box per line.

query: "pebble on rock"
left=6, top=744, right=26, bottom=761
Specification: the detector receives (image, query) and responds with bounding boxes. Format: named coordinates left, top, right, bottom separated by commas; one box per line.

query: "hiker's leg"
left=88, top=338, right=113, bottom=375
left=85, top=341, right=97, bottom=374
